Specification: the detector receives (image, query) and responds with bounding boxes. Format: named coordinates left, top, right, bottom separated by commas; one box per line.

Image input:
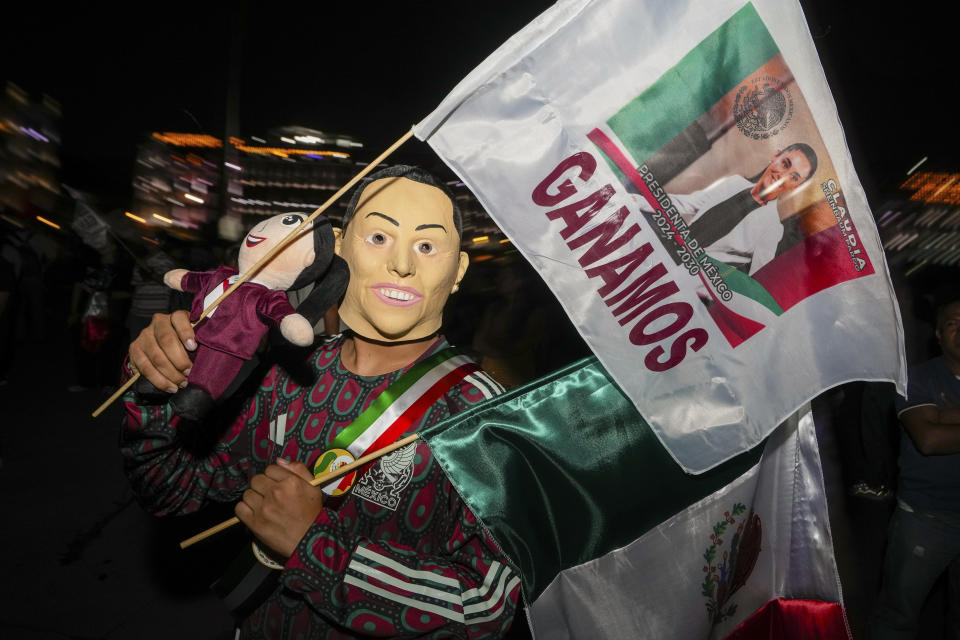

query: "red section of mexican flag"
left=723, top=599, right=849, bottom=640
left=752, top=225, right=876, bottom=313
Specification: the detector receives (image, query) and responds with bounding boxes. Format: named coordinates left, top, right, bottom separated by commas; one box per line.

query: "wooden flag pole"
left=91, top=129, right=415, bottom=418
left=179, top=433, right=420, bottom=549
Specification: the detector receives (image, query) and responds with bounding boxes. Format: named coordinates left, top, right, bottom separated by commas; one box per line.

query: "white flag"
left=415, top=0, right=906, bottom=473
left=71, top=200, right=110, bottom=251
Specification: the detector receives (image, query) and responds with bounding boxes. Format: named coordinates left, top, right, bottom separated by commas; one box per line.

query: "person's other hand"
left=235, top=460, right=324, bottom=559
left=128, top=310, right=196, bottom=393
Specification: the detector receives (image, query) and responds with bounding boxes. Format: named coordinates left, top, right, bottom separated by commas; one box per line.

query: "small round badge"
left=312, top=448, right=357, bottom=496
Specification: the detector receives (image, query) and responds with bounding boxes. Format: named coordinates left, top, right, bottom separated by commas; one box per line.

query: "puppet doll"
left=148, top=213, right=348, bottom=421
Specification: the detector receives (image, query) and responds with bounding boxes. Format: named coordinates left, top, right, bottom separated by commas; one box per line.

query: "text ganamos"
left=531, top=151, right=709, bottom=372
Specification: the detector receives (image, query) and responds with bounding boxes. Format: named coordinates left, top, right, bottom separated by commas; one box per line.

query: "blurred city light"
left=234, top=144, right=349, bottom=159
left=125, top=212, right=146, bottom=223
left=901, top=172, right=960, bottom=204
left=35, top=215, right=60, bottom=229
left=152, top=213, right=173, bottom=224
left=184, top=193, right=204, bottom=203
left=1, top=214, right=25, bottom=228
left=906, top=156, right=928, bottom=176
left=152, top=132, right=221, bottom=148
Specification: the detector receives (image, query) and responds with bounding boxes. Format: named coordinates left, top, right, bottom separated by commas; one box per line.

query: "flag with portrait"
left=414, top=0, right=905, bottom=473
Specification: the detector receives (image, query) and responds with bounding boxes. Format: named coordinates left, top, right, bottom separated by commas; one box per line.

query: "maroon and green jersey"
left=120, top=335, right=516, bottom=638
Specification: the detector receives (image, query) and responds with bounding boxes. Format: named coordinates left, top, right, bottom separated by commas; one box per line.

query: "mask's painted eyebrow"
left=415, top=223, right=447, bottom=232
left=365, top=211, right=399, bottom=226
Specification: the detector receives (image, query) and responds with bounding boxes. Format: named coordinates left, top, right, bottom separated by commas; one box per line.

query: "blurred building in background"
left=872, top=167, right=960, bottom=362
left=0, top=81, right=62, bottom=227
left=452, top=181, right=516, bottom=263
left=129, top=126, right=363, bottom=242
left=229, top=126, right=361, bottom=224
left=129, top=126, right=518, bottom=260
left=878, top=169, right=960, bottom=276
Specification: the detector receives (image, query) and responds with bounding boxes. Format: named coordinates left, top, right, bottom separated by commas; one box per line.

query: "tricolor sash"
left=323, top=347, right=479, bottom=493
left=212, top=345, right=481, bottom=618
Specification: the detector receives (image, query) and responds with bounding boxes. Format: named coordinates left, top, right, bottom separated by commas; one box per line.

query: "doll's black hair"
left=290, top=216, right=338, bottom=290
left=286, top=214, right=350, bottom=328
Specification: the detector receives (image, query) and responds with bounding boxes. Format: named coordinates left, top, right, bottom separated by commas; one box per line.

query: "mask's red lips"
left=245, top=234, right=266, bottom=247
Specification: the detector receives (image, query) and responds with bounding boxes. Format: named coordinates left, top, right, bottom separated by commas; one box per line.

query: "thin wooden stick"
left=92, top=376, right=139, bottom=417
left=91, top=129, right=415, bottom=419
left=179, top=433, right=420, bottom=549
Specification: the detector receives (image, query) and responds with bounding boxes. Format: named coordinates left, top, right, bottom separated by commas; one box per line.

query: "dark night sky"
left=2, top=1, right=958, bottom=208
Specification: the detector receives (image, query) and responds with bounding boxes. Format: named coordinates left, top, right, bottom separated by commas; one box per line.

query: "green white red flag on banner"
left=414, top=0, right=906, bottom=474
left=419, top=358, right=850, bottom=639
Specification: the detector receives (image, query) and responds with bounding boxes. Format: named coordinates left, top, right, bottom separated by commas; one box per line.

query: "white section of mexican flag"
left=526, top=408, right=848, bottom=639
left=414, top=0, right=905, bottom=473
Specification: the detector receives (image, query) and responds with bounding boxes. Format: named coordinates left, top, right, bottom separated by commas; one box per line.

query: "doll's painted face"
left=336, top=177, right=468, bottom=342
left=239, top=213, right=315, bottom=289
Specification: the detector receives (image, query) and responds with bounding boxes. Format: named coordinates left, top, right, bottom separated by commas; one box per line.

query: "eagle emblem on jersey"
left=353, top=442, right=418, bottom=510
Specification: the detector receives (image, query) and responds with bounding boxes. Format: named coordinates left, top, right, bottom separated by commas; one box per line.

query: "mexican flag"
left=419, top=357, right=849, bottom=639
left=414, top=0, right=905, bottom=474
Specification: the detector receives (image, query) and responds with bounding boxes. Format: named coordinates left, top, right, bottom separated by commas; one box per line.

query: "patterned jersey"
left=120, top=334, right=516, bottom=638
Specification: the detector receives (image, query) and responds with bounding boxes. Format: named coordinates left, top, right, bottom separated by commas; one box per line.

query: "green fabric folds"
left=419, top=357, right=764, bottom=603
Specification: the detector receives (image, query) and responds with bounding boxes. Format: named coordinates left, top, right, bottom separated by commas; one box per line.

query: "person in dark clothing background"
left=872, top=296, right=960, bottom=639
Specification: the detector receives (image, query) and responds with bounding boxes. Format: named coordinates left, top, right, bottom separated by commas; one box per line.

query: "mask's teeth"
left=380, top=288, right=415, bottom=301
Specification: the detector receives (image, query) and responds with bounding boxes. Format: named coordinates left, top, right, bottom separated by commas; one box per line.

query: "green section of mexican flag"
left=606, top=2, right=779, bottom=166
left=419, top=356, right=764, bottom=602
